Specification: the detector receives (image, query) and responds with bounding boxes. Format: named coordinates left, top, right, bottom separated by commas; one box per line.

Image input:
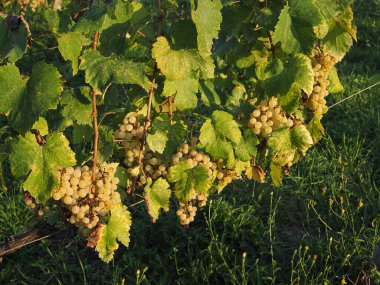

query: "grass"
left=1, top=0, right=380, bottom=284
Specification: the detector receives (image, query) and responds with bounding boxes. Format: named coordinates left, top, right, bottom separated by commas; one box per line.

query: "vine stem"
left=130, top=0, right=162, bottom=194
left=91, top=31, right=99, bottom=184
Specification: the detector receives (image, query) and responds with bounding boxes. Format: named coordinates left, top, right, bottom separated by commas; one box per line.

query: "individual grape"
left=63, top=196, right=73, bottom=205
left=71, top=205, right=80, bottom=214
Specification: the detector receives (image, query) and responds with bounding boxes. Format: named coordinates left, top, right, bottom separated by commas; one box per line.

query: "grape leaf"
left=80, top=50, right=147, bottom=92
left=291, top=125, right=314, bottom=155
left=265, top=54, right=314, bottom=97
left=227, top=83, right=246, bottom=107
left=146, top=114, right=186, bottom=156
left=267, top=127, right=293, bottom=156
left=57, top=32, right=91, bottom=75
left=273, top=0, right=323, bottom=54
left=314, top=0, right=338, bottom=21
left=170, top=20, right=198, bottom=49
left=234, top=129, right=259, bottom=162
left=168, top=161, right=211, bottom=202
left=278, top=84, right=302, bottom=114
left=0, top=65, right=26, bottom=115
left=191, top=0, right=223, bottom=58
left=32, top=117, right=49, bottom=136
left=321, top=19, right=354, bottom=60
left=73, top=124, right=93, bottom=144
left=0, top=17, right=27, bottom=63
left=60, top=89, right=92, bottom=126
left=0, top=63, right=63, bottom=133
left=270, top=162, right=283, bottom=186
left=307, top=115, right=325, bottom=143
left=10, top=132, right=76, bottom=202
left=73, top=0, right=132, bottom=34
left=199, top=110, right=242, bottom=160
left=144, top=178, right=171, bottom=223
left=327, top=67, right=344, bottom=94
left=199, top=80, right=221, bottom=106
left=152, top=37, right=207, bottom=110
left=95, top=203, right=132, bottom=263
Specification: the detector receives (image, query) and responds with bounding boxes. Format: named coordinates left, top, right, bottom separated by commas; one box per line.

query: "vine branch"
left=91, top=31, right=99, bottom=183
left=129, top=0, right=163, bottom=194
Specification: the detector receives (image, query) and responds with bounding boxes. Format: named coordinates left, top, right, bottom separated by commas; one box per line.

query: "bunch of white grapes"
left=172, top=141, right=242, bottom=225
left=176, top=201, right=197, bottom=226
left=51, top=163, right=121, bottom=236
left=23, top=192, right=50, bottom=216
left=247, top=97, right=294, bottom=136
left=175, top=192, right=210, bottom=226
left=304, top=49, right=338, bottom=116
left=17, top=0, right=45, bottom=12
left=115, top=114, right=169, bottom=186
left=214, top=159, right=238, bottom=189
left=171, top=141, right=215, bottom=180
left=115, top=114, right=145, bottom=167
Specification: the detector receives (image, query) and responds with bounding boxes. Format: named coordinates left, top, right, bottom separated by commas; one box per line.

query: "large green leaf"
left=0, top=63, right=63, bottom=133
left=57, top=32, right=91, bottom=75
left=10, top=132, right=76, bottom=202
left=152, top=37, right=207, bottom=110
left=144, top=178, right=171, bottom=223
left=191, top=0, right=222, bottom=58
left=168, top=161, right=211, bottom=202
left=0, top=17, right=27, bottom=63
left=80, top=50, right=147, bottom=92
left=267, top=128, right=293, bottom=156
left=73, top=0, right=132, bottom=33
left=265, top=54, right=314, bottom=97
left=199, top=80, right=221, bottom=106
left=146, top=114, right=186, bottom=156
left=321, top=19, right=354, bottom=60
left=0, top=65, right=25, bottom=115
left=96, top=203, right=132, bottom=263
left=273, top=0, right=323, bottom=54
left=278, top=84, right=302, bottom=114
left=199, top=110, right=242, bottom=160
left=234, top=130, right=259, bottom=162
left=60, top=89, right=93, bottom=126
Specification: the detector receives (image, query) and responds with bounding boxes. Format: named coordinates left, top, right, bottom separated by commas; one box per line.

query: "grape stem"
left=20, top=15, right=32, bottom=46
left=91, top=31, right=99, bottom=185
left=267, top=30, right=276, bottom=58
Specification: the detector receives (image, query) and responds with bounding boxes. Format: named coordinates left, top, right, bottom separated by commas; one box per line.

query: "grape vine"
left=0, top=0, right=356, bottom=262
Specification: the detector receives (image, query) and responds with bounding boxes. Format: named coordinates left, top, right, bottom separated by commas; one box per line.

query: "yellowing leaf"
left=95, top=203, right=132, bottom=263
left=10, top=132, right=76, bottom=202
left=144, top=178, right=171, bottom=223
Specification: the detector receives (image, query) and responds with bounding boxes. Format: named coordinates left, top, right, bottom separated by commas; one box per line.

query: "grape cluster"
left=172, top=141, right=215, bottom=180
left=247, top=97, right=293, bottom=136
left=115, top=114, right=169, bottom=185
left=304, top=49, right=338, bottom=116
left=23, top=192, right=49, bottom=216
left=176, top=202, right=197, bottom=226
left=17, top=0, right=45, bottom=12
left=115, top=115, right=145, bottom=167
left=51, top=164, right=121, bottom=235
